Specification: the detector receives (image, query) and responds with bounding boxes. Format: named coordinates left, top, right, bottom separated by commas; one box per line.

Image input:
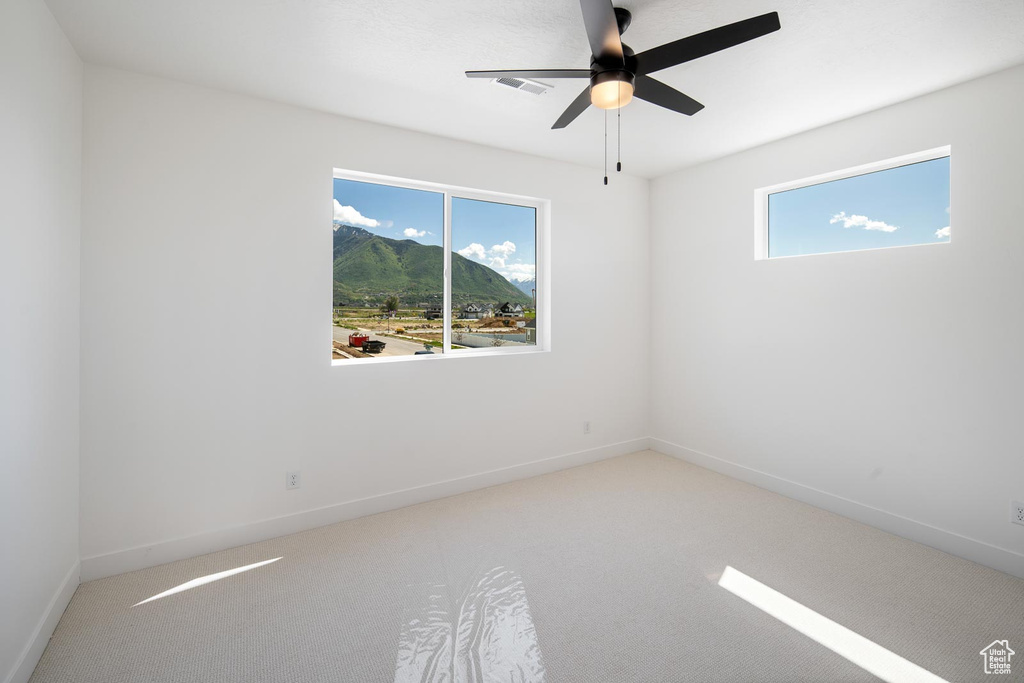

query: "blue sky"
left=768, top=156, right=950, bottom=258
left=333, top=178, right=536, bottom=282
left=333, top=178, right=443, bottom=246
left=452, top=198, right=536, bottom=283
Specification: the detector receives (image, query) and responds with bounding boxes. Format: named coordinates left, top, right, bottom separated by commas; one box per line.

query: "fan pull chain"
left=617, top=92, right=622, bottom=173
left=603, top=109, right=608, bottom=185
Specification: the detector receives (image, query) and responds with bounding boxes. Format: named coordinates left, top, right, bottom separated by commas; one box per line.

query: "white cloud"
left=403, top=228, right=426, bottom=238
left=830, top=211, right=899, bottom=233
left=490, top=241, right=516, bottom=258
left=935, top=226, right=951, bottom=239
left=503, top=264, right=536, bottom=281
left=461, top=240, right=534, bottom=282
left=492, top=262, right=536, bottom=282
left=333, top=201, right=380, bottom=228
left=458, top=243, right=487, bottom=260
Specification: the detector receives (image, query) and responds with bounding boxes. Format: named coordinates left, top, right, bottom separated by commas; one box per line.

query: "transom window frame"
left=331, top=168, right=551, bottom=366
left=753, top=145, right=952, bottom=260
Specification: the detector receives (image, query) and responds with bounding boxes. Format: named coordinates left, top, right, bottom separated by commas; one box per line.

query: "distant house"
left=460, top=302, right=494, bottom=319
left=423, top=306, right=443, bottom=320
left=460, top=303, right=482, bottom=319
left=497, top=302, right=524, bottom=318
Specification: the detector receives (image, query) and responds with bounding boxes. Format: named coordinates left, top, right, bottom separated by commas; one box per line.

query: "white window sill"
left=331, top=346, right=549, bottom=367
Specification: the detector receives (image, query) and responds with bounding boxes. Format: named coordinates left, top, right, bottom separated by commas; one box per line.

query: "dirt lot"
left=333, top=340, right=369, bottom=359
left=332, top=310, right=532, bottom=359
left=473, top=316, right=529, bottom=329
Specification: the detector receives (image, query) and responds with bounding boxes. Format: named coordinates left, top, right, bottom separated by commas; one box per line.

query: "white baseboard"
left=81, top=437, right=651, bottom=581
left=4, top=561, right=79, bottom=683
left=650, top=438, right=1024, bottom=581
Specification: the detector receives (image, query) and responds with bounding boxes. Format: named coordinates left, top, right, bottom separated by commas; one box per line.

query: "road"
left=332, top=326, right=435, bottom=358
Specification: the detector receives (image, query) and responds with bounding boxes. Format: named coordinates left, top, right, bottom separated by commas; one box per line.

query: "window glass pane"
left=768, top=156, right=950, bottom=258
left=450, top=198, right=537, bottom=349
left=332, top=178, right=444, bottom=360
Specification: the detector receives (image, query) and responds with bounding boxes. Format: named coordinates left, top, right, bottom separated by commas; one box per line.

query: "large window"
left=331, top=170, right=545, bottom=363
left=755, top=147, right=950, bottom=259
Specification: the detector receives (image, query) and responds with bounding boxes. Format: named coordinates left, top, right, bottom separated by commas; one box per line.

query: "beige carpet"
left=30, top=451, right=1024, bottom=682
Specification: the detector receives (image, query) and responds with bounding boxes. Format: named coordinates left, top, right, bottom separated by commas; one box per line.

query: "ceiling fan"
left=466, top=0, right=781, bottom=130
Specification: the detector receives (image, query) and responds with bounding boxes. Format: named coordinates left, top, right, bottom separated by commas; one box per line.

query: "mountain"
left=333, top=224, right=532, bottom=308
left=513, top=278, right=536, bottom=299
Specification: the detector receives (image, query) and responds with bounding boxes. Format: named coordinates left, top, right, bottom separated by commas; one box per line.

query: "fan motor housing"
left=590, top=69, right=635, bottom=91
left=591, top=44, right=638, bottom=79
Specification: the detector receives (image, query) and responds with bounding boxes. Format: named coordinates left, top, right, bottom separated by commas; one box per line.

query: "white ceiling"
left=45, top=0, right=1024, bottom=178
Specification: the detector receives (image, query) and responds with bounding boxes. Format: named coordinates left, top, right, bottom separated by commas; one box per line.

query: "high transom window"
left=755, top=147, right=951, bottom=259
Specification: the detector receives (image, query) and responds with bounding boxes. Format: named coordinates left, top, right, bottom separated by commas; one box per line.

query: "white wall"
left=650, top=64, right=1024, bottom=576
left=79, top=66, right=650, bottom=574
left=0, top=0, right=82, bottom=681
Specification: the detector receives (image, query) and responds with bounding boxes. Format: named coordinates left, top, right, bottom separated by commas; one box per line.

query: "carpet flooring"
left=29, top=451, right=1024, bottom=682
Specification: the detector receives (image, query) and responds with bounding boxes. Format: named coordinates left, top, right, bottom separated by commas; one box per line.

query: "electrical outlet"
left=286, top=471, right=301, bottom=490
left=583, top=421, right=591, bottom=435
left=1012, top=501, right=1024, bottom=526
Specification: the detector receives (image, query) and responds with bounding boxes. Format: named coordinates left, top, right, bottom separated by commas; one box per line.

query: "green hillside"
left=333, top=224, right=531, bottom=308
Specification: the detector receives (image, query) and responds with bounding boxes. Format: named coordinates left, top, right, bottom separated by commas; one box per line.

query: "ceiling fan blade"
left=552, top=86, right=593, bottom=129
left=635, top=11, right=780, bottom=75
left=579, top=0, right=623, bottom=63
left=634, top=75, right=704, bottom=116
left=466, top=69, right=591, bottom=80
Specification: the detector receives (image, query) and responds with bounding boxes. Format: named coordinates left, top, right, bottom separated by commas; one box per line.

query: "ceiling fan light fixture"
left=590, top=71, right=634, bottom=110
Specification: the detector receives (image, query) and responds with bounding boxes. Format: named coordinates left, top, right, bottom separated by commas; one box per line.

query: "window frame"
left=753, top=145, right=951, bottom=260
left=331, top=168, right=550, bottom=365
